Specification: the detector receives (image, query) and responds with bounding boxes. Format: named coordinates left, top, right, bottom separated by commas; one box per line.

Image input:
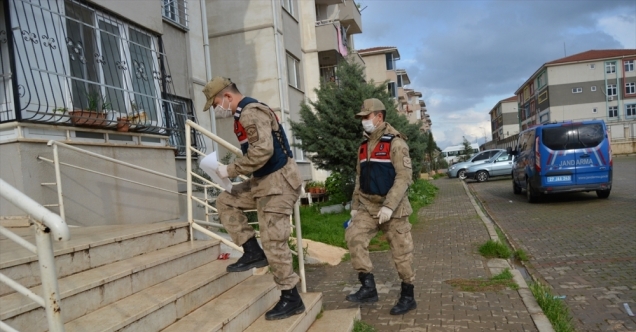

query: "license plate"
left=547, top=175, right=571, bottom=183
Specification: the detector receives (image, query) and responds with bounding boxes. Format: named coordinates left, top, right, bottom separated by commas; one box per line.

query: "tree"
left=290, top=59, right=427, bottom=200
left=458, top=137, right=474, bottom=162
left=424, top=131, right=440, bottom=171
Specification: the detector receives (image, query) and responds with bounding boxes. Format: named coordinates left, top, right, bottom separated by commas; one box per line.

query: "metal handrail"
left=185, top=120, right=307, bottom=292
left=0, top=179, right=66, bottom=332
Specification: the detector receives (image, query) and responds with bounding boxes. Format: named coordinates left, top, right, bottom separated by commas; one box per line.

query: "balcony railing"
left=1, top=0, right=204, bottom=156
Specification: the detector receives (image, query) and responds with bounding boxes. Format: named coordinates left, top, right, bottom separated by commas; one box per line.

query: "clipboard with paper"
left=199, top=153, right=233, bottom=192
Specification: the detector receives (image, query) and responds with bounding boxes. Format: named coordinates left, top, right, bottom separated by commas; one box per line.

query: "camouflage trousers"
left=216, top=180, right=300, bottom=290
left=345, top=208, right=415, bottom=283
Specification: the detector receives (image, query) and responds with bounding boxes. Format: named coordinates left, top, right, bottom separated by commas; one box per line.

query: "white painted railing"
left=0, top=179, right=68, bottom=332
left=185, top=120, right=307, bottom=292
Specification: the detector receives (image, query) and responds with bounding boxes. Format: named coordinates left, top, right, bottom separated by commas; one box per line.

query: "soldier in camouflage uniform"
left=346, top=98, right=417, bottom=315
left=202, top=77, right=305, bottom=320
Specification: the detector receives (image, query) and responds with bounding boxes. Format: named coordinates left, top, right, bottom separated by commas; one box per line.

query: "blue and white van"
left=508, top=120, right=612, bottom=203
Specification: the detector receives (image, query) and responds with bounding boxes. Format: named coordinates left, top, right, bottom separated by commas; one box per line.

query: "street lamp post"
left=479, top=126, right=488, bottom=144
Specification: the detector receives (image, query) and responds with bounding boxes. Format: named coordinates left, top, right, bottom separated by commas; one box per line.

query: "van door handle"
left=580, top=154, right=590, bottom=158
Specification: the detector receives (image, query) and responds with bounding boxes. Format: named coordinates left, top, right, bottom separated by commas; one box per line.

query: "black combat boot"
left=226, top=237, right=268, bottom=272
left=389, top=282, right=417, bottom=315
left=265, top=286, right=306, bottom=320
left=345, top=272, right=379, bottom=303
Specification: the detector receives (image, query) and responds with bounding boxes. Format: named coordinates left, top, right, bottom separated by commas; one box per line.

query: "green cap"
left=355, top=98, right=385, bottom=118
left=203, top=76, right=232, bottom=111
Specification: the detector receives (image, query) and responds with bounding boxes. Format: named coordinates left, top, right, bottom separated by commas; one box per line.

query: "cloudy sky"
left=354, top=0, right=636, bottom=149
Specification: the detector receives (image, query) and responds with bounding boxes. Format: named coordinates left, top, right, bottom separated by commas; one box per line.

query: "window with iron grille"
left=165, top=95, right=204, bottom=156
left=162, top=0, right=188, bottom=28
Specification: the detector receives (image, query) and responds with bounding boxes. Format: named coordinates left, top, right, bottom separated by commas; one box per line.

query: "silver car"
left=447, top=149, right=504, bottom=179
left=465, top=151, right=514, bottom=182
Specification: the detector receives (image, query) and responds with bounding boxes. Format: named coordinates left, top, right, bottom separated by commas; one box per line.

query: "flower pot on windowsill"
left=116, top=117, right=130, bottom=132
left=69, top=109, right=107, bottom=127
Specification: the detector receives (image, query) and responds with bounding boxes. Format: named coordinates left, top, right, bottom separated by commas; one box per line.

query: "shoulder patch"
left=403, top=157, right=412, bottom=169
left=245, top=124, right=259, bottom=143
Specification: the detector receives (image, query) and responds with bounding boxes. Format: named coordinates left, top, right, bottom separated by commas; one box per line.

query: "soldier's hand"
left=350, top=210, right=358, bottom=219
left=377, top=207, right=393, bottom=224
left=216, top=164, right=229, bottom=179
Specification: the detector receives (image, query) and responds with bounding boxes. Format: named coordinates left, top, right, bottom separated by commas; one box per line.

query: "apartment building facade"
left=489, top=96, right=519, bottom=141
left=358, top=46, right=431, bottom=132
left=515, top=49, right=636, bottom=153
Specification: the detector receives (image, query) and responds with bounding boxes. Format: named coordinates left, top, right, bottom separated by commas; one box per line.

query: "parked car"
left=465, top=151, right=514, bottom=182
left=447, top=149, right=505, bottom=179
left=508, top=120, right=612, bottom=203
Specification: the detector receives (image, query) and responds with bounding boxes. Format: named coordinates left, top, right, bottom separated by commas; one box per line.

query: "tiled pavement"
left=306, top=177, right=540, bottom=331
left=466, top=155, right=636, bottom=332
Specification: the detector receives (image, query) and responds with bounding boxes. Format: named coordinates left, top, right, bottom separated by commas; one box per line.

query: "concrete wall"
left=91, top=0, right=162, bottom=34
left=0, top=142, right=179, bottom=226
left=163, top=24, right=191, bottom=98
left=362, top=54, right=389, bottom=84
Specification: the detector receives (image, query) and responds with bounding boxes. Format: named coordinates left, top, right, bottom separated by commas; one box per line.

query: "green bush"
left=325, top=171, right=355, bottom=204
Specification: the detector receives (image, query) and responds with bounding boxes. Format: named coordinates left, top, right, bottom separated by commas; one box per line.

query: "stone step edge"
left=307, top=308, right=361, bottom=332
left=0, top=239, right=220, bottom=320
left=244, top=292, right=323, bottom=332
left=161, top=274, right=278, bottom=332
left=63, top=259, right=252, bottom=332
left=0, top=221, right=190, bottom=269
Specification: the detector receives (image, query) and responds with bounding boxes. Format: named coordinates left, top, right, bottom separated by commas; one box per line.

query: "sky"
left=354, top=0, right=636, bottom=149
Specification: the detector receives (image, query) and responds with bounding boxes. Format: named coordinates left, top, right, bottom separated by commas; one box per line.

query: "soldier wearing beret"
left=346, top=98, right=416, bottom=315
left=202, top=77, right=305, bottom=320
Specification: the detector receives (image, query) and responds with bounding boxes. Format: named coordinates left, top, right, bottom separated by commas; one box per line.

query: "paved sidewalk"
left=306, top=178, right=544, bottom=331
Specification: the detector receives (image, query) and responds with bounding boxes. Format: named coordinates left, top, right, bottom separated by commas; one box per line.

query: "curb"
left=461, top=180, right=555, bottom=332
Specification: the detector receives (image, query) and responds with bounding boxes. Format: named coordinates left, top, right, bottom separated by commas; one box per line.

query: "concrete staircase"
left=0, top=222, right=359, bottom=332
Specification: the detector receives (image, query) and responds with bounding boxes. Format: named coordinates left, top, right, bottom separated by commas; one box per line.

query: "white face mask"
left=213, top=97, right=232, bottom=118
left=361, top=116, right=377, bottom=133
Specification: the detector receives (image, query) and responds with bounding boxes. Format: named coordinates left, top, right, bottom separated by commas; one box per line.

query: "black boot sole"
left=265, top=303, right=306, bottom=320
left=226, top=258, right=269, bottom=272
left=345, top=294, right=379, bottom=303
left=389, top=302, right=417, bottom=315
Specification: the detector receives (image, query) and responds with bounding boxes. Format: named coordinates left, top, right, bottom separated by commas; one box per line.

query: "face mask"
left=213, top=97, right=232, bottom=118
left=361, top=116, right=376, bottom=133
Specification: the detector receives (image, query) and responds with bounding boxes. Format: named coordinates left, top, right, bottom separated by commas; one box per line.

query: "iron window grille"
left=162, top=0, right=188, bottom=29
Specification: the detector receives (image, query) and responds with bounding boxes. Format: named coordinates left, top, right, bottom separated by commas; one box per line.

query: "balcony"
left=346, top=51, right=365, bottom=68
left=316, top=23, right=342, bottom=57
left=315, top=0, right=343, bottom=5
left=0, top=0, right=204, bottom=155
left=338, top=0, right=362, bottom=34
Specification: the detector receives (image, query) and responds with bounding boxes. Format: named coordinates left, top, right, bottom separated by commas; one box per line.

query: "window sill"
left=162, top=17, right=189, bottom=32
left=288, top=84, right=305, bottom=94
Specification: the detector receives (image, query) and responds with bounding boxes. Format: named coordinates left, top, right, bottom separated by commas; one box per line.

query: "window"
left=572, top=87, right=582, bottom=93
left=165, top=96, right=200, bottom=156
left=626, top=82, right=635, bottom=95
left=609, top=106, right=618, bottom=118
left=591, top=86, right=596, bottom=92
left=543, top=123, right=604, bottom=150
left=286, top=54, right=300, bottom=89
left=590, top=64, right=595, bottom=69
left=540, top=113, right=550, bottom=123
left=385, top=53, right=395, bottom=70
left=593, top=108, right=597, bottom=113
left=282, top=0, right=294, bottom=16
left=606, top=62, right=616, bottom=73
left=537, top=72, right=547, bottom=88
left=397, top=75, right=403, bottom=88
left=387, top=82, right=397, bottom=98
left=627, top=104, right=636, bottom=117
left=625, top=60, right=634, bottom=72
left=538, top=90, right=548, bottom=103
left=162, top=0, right=188, bottom=27
left=607, top=84, right=617, bottom=96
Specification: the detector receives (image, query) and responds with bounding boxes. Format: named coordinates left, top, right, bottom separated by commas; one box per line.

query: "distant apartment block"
left=515, top=49, right=636, bottom=153
left=489, top=96, right=519, bottom=141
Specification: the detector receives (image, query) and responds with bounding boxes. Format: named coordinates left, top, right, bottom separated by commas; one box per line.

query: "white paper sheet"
left=199, top=153, right=233, bottom=192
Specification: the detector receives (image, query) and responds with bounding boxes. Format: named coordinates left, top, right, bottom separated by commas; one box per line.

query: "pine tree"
left=459, top=137, right=474, bottom=162
left=290, top=59, right=427, bottom=199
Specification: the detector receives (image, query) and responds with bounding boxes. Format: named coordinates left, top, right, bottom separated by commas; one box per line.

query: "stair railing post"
left=186, top=123, right=193, bottom=242
left=52, top=143, right=65, bottom=221
left=34, top=221, right=65, bottom=332
left=294, top=199, right=306, bottom=293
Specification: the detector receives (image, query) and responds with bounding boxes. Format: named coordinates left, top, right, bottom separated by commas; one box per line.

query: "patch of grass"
left=478, top=240, right=511, bottom=259
left=408, top=179, right=438, bottom=225
left=353, top=320, right=376, bottom=332
left=495, top=227, right=506, bottom=243
left=432, top=173, right=445, bottom=180
left=530, top=282, right=575, bottom=332
left=514, top=249, right=529, bottom=262
left=446, top=268, right=518, bottom=292
left=341, top=252, right=351, bottom=262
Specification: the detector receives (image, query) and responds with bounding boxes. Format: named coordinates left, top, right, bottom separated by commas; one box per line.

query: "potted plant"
left=69, top=91, right=107, bottom=127
left=116, top=115, right=130, bottom=132
left=129, top=101, right=147, bottom=129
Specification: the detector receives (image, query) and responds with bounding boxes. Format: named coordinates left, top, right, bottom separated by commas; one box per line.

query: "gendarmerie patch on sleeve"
left=403, top=157, right=412, bottom=168
left=245, top=124, right=259, bottom=143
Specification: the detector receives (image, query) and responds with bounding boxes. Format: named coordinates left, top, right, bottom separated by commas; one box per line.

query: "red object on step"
left=217, top=253, right=230, bottom=260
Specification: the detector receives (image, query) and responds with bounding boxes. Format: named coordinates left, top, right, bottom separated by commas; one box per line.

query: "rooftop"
left=546, top=49, right=636, bottom=65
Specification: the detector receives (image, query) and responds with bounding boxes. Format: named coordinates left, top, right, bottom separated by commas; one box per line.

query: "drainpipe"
left=200, top=0, right=218, bottom=155
left=271, top=0, right=287, bottom=128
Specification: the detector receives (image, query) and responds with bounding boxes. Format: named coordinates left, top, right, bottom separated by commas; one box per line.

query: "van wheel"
left=526, top=182, right=539, bottom=203
left=596, top=189, right=610, bottom=199
left=513, top=181, right=522, bottom=194
left=458, top=169, right=467, bottom=180
left=476, top=171, right=489, bottom=182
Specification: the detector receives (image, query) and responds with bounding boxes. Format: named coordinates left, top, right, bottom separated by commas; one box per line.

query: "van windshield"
left=542, top=123, right=604, bottom=150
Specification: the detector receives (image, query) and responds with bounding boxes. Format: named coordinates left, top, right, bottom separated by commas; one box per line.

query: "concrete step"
left=63, top=259, right=252, bottom=332
left=161, top=274, right=278, bottom=332
left=244, top=292, right=323, bottom=332
left=0, top=222, right=189, bottom=297
left=1, top=239, right=220, bottom=332
left=307, top=308, right=360, bottom=332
